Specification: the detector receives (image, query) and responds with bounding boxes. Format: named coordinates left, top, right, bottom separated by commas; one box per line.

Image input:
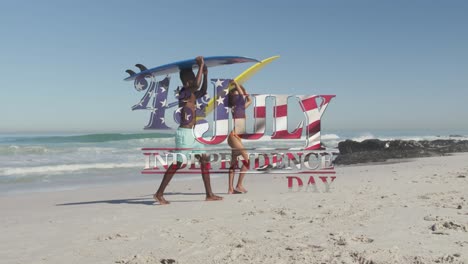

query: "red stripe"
left=301, top=96, right=318, bottom=112
left=240, top=133, right=264, bottom=140
left=196, top=135, right=227, bottom=145
left=274, top=104, right=288, bottom=117
left=306, top=120, right=321, bottom=135
left=141, top=147, right=333, bottom=152
left=271, top=129, right=302, bottom=139
left=142, top=148, right=192, bottom=151
left=302, top=95, right=336, bottom=112
left=255, top=106, right=266, bottom=118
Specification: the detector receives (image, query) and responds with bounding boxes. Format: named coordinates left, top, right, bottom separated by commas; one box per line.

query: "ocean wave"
left=0, top=145, right=61, bottom=156
left=349, top=132, right=376, bottom=142
left=321, top=134, right=340, bottom=140
left=7, top=132, right=174, bottom=144
left=125, top=137, right=175, bottom=145
left=320, top=133, right=341, bottom=148
left=0, top=162, right=142, bottom=176
left=0, top=145, right=136, bottom=156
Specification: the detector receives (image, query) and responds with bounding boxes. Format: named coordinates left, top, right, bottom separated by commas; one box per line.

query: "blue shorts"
left=175, top=127, right=205, bottom=162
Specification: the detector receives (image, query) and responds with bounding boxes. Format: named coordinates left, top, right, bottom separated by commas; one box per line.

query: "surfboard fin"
left=135, top=64, right=148, bottom=72
left=125, top=69, right=136, bottom=76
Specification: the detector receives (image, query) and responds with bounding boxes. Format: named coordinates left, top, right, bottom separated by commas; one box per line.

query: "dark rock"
left=334, top=139, right=468, bottom=165
left=160, top=259, right=176, bottom=264
left=338, top=139, right=386, bottom=154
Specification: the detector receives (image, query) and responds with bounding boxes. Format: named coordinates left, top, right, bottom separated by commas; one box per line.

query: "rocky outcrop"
left=334, top=139, right=468, bottom=165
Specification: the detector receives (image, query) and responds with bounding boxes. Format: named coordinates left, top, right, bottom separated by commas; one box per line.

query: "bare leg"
left=235, top=148, right=249, bottom=193
left=199, top=154, right=223, bottom=201
left=228, top=166, right=235, bottom=194
left=228, top=149, right=241, bottom=194
left=228, top=134, right=249, bottom=194
left=236, top=165, right=248, bottom=193
left=154, top=162, right=181, bottom=205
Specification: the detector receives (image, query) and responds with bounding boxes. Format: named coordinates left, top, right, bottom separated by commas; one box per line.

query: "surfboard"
left=199, top=55, right=280, bottom=118
left=124, top=56, right=259, bottom=81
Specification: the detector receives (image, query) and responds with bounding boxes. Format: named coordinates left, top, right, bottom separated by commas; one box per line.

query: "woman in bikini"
left=227, top=80, right=252, bottom=194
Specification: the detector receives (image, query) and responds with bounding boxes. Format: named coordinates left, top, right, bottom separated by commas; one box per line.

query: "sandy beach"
left=1, top=153, right=467, bottom=264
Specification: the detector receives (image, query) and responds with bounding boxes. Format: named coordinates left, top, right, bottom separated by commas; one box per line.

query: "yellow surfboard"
left=199, top=55, right=280, bottom=119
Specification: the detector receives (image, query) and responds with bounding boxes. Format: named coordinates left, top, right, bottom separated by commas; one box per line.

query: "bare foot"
left=228, top=189, right=235, bottom=194
left=235, top=187, right=248, bottom=193
left=153, top=193, right=170, bottom=205
left=206, top=194, right=223, bottom=201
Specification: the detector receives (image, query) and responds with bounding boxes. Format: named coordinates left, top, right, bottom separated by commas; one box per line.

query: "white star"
left=223, top=86, right=229, bottom=95
left=204, top=93, right=210, bottom=100
left=160, top=117, right=165, bottom=123
left=185, top=114, right=191, bottom=120
left=214, top=79, right=223, bottom=87
left=196, top=101, right=202, bottom=109
left=135, top=82, right=144, bottom=90
left=152, top=108, right=158, bottom=113
left=224, top=107, right=230, bottom=113
left=160, top=86, right=166, bottom=93
left=216, top=96, right=225, bottom=105
left=175, top=107, right=183, bottom=113
left=160, top=99, right=167, bottom=107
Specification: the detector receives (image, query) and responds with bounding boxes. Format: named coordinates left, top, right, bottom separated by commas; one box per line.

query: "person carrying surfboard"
left=154, top=56, right=223, bottom=204
left=227, top=80, right=252, bottom=194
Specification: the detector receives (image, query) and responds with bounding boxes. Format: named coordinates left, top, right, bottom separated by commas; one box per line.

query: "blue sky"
left=0, top=0, right=467, bottom=134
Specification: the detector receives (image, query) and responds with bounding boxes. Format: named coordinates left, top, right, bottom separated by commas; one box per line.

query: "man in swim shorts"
left=154, top=56, right=223, bottom=205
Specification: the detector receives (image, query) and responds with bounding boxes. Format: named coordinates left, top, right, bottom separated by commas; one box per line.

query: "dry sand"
left=1, top=153, right=467, bottom=264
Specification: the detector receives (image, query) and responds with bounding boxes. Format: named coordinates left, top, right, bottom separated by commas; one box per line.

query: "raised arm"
left=194, top=56, right=205, bottom=89
left=231, top=80, right=243, bottom=94
left=231, top=80, right=252, bottom=109
left=240, top=85, right=252, bottom=109
left=195, top=65, right=208, bottom=98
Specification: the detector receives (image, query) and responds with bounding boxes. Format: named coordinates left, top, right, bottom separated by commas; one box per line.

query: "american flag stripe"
left=192, top=79, right=334, bottom=150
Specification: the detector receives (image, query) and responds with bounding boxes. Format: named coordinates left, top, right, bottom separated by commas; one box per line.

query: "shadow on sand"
left=56, top=192, right=208, bottom=206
